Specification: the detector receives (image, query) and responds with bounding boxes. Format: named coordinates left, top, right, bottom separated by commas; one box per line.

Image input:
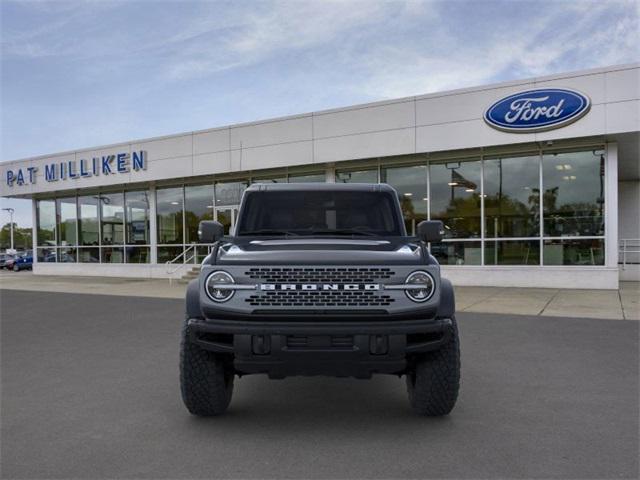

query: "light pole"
left=2, top=207, right=15, bottom=251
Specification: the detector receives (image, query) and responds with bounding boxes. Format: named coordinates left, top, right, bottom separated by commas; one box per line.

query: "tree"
left=0, top=223, right=32, bottom=251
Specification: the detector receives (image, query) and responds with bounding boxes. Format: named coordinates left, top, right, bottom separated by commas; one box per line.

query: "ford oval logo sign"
left=484, top=88, right=591, bottom=133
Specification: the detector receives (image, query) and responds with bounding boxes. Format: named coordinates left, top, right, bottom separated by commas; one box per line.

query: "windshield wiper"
left=305, top=229, right=377, bottom=237
left=239, top=229, right=299, bottom=236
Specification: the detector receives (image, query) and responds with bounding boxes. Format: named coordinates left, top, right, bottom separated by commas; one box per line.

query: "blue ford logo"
left=484, top=88, right=591, bottom=133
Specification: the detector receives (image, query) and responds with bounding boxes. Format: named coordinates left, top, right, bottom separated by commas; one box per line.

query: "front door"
left=215, top=206, right=239, bottom=235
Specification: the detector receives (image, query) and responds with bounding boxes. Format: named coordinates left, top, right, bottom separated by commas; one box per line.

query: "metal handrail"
left=166, top=243, right=218, bottom=283
left=166, top=244, right=199, bottom=282
left=619, top=238, right=640, bottom=270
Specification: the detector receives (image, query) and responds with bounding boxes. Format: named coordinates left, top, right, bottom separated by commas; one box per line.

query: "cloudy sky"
left=1, top=0, right=639, bottom=227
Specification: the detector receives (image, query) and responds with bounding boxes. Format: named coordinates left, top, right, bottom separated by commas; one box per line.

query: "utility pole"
left=2, top=207, right=15, bottom=251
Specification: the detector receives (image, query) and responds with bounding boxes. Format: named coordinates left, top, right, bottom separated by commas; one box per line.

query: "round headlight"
left=205, top=271, right=235, bottom=302
left=405, top=271, right=435, bottom=302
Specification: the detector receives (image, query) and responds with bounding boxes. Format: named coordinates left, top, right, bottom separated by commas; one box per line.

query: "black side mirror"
left=198, top=221, right=224, bottom=243
left=417, top=220, right=445, bottom=243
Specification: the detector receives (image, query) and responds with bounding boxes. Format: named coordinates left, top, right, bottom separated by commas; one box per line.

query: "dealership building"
left=1, top=63, right=638, bottom=289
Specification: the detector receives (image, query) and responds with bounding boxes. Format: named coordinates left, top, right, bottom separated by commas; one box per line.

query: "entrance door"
left=215, top=206, right=239, bottom=235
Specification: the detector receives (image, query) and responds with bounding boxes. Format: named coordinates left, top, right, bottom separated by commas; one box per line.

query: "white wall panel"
left=314, top=101, right=414, bottom=139
left=416, top=119, right=525, bottom=152
left=605, top=100, right=640, bottom=134
left=131, top=156, right=192, bottom=182
left=230, top=116, right=312, bottom=149
left=130, top=134, right=192, bottom=161
left=606, top=68, right=640, bottom=103
left=534, top=73, right=606, bottom=104
left=416, top=84, right=533, bottom=126
left=535, top=104, right=607, bottom=142
left=314, top=128, right=415, bottom=163
left=193, top=128, right=230, bottom=155
left=238, top=141, right=313, bottom=171
left=193, top=151, right=231, bottom=176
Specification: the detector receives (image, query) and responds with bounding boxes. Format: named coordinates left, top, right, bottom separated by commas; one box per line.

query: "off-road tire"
left=180, top=319, right=234, bottom=416
left=406, top=316, right=460, bottom=416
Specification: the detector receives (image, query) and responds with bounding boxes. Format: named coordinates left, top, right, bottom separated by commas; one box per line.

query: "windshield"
left=236, top=190, right=403, bottom=236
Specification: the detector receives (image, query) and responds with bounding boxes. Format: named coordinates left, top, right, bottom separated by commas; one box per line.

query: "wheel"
left=406, top=316, right=461, bottom=416
left=180, top=319, right=234, bottom=416
left=13, top=264, right=19, bottom=272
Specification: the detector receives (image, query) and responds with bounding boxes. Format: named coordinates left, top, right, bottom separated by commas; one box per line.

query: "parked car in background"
left=8, top=251, right=33, bottom=271
left=0, top=253, right=15, bottom=269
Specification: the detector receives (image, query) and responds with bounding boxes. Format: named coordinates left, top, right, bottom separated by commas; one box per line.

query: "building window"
left=430, top=159, right=481, bottom=239
left=125, top=191, right=150, bottom=246
left=288, top=172, right=325, bottom=183
left=100, top=193, right=124, bottom=246
left=484, top=155, right=540, bottom=238
left=542, top=150, right=605, bottom=237
left=381, top=165, right=428, bottom=235
left=485, top=240, right=540, bottom=265
left=215, top=181, right=247, bottom=206
left=251, top=175, right=287, bottom=184
left=185, top=184, right=214, bottom=244
left=56, top=197, right=77, bottom=247
left=78, top=195, right=99, bottom=247
left=36, top=199, right=56, bottom=247
left=156, top=187, right=184, bottom=245
left=543, top=238, right=604, bottom=265
left=336, top=169, right=378, bottom=183
left=431, top=241, right=481, bottom=265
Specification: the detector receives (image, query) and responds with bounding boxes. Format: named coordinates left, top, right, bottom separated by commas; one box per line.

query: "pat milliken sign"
left=5, top=150, right=147, bottom=187
left=484, top=88, right=591, bottom=133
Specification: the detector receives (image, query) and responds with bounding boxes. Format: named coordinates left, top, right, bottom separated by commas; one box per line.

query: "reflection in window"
left=215, top=181, right=247, bottom=206
left=157, top=246, right=183, bottom=264
left=56, top=197, right=77, bottom=246
left=485, top=240, right=540, bottom=265
left=78, top=196, right=99, bottom=246
left=484, top=155, right=540, bottom=238
left=157, top=187, right=184, bottom=244
left=37, top=200, right=56, bottom=246
left=336, top=169, right=378, bottom=183
left=125, top=191, right=150, bottom=245
left=37, top=246, right=56, bottom=262
left=101, top=246, right=124, bottom=263
left=58, top=247, right=76, bottom=263
left=126, top=246, right=150, bottom=263
left=288, top=172, right=325, bottom=183
left=431, top=241, right=481, bottom=265
left=77, top=247, right=99, bottom=263
left=251, top=176, right=287, bottom=184
left=101, top=193, right=124, bottom=245
left=381, top=165, right=427, bottom=235
left=544, top=238, right=604, bottom=265
left=430, top=160, right=481, bottom=238
left=542, top=150, right=605, bottom=237
left=185, top=184, right=214, bottom=244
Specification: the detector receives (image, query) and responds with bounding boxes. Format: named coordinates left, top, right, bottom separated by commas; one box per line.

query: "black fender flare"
left=185, top=278, right=203, bottom=320
left=436, top=277, right=455, bottom=319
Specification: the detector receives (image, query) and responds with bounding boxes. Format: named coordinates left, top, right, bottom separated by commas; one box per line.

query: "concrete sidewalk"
left=1, top=271, right=638, bottom=320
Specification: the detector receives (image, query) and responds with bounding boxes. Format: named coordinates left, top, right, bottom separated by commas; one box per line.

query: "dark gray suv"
left=180, top=183, right=460, bottom=416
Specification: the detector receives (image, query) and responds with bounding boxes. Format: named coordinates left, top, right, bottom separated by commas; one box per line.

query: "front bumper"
left=187, top=317, right=452, bottom=378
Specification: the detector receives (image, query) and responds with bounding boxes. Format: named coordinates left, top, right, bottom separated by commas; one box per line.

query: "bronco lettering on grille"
left=260, top=283, right=380, bottom=291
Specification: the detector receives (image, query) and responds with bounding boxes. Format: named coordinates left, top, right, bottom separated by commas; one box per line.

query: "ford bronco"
left=180, top=183, right=460, bottom=416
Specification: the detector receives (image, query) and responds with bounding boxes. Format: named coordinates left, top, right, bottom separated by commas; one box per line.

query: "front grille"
left=245, top=267, right=395, bottom=283
left=246, top=290, right=394, bottom=307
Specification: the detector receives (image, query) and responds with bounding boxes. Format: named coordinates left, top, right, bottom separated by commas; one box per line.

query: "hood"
left=213, top=237, right=425, bottom=265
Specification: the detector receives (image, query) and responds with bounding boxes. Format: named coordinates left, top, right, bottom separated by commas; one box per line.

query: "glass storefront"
left=36, top=190, right=151, bottom=264
left=32, top=146, right=607, bottom=267
left=484, top=155, right=540, bottom=238
left=381, top=165, right=428, bottom=235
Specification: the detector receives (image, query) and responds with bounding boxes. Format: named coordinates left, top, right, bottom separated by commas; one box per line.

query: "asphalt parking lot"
left=1, top=290, right=638, bottom=479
